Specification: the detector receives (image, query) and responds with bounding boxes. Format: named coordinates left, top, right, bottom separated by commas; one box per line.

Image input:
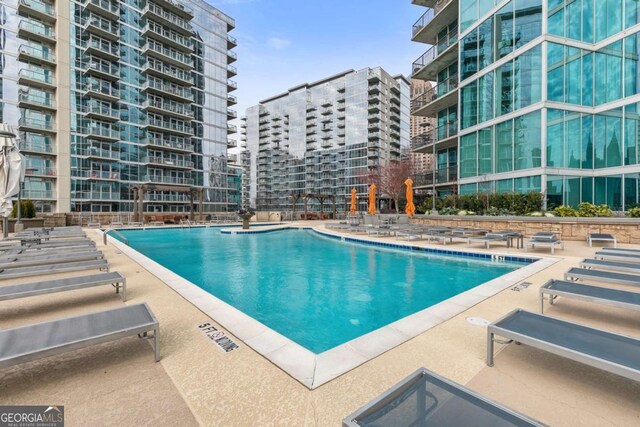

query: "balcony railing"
left=143, top=59, right=192, bottom=84
left=143, top=79, right=193, bottom=101
left=145, top=175, right=193, bottom=185
left=84, top=81, right=119, bottom=98
left=145, top=136, right=193, bottom=151
left=80, top=103, right=119, bottom=119
left=84, top=0, right=120, bottom=19
left=21, top=189, right=55, bottom=199
left=19, top=91, right=55, bottom=108
left=411, top=74, right=458, bottom=113
left=145, top=193, right=190, bottom=202
left=147, top=156, right=193, bottom=168
left=143, top=99, right=193, bottom=117
left=146, top=118, right=192, bottom=135
left=75, top=145, right=120, bottom=160
left=85, top=37, right=119, bottom=57
left=19, top=20, right=55, bottom=38
left=412, top=26, right=458, bottom=76
left=413, top=166, right=458, bottom=187
left=413, top=8, right=436, bottom=36
left=75, top=191, right=120, bottom=201
left=19, top=0, right=55, bottom=18
left=73, top=169, right=120, bottom=180
left=83, top=125, right=120, bottom=140
left=19, top=139, right=55, bottom=154
left=85, top=58, right=119, bottom=76
left=412, top=120, right=458, bottom=151
left=25, top=167, right=56, bottom=177
left=144, top=23, right=193, bottom=50
left=143, top=2, right=192, bottom=33
left=19, top=44, right=56, bottom=63
left=84, top=14, right=118, bottom=36
left=19, top=117, right=54, bottom=131
left=144, top=41, right=192, bottom=67
left=19, top=69, right=55, bottom=86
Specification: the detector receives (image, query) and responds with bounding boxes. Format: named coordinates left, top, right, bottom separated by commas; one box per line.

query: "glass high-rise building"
left=0, top=0, right=236, bottom=214
left=412, top=0, right=640, bottom=210
left=244, top=68, right=410, bottom=212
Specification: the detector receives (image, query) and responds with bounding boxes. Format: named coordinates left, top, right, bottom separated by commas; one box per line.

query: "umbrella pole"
left=2, top=145, right=6, bottom=239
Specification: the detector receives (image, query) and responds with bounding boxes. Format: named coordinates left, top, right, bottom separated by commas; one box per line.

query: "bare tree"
left=362, top=160, right=413, bottom=213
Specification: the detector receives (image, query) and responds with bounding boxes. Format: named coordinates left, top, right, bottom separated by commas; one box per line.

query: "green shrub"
left=554, top=205, right=578, bottom=217
left=627, top=207, right=640, bottom=218
left=439, top=206, right=458, bottom=215
left=595, top=204, right=613, bottom=217
left=577, top=202, right=597, bottom=217
left=11, top=200, right=36, bottom=219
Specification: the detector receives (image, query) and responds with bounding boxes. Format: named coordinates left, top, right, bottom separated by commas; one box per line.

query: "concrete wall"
left=412, top=215, right=640, bottom=244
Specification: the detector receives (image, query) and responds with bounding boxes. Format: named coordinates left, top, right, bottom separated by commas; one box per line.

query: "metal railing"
left=413, top=166, right=458, bottom=186
left=19, top=20, right=55, bottom=38
left=412, top=26, right=458, bottom=75
left=103, top=228, right=128, bottom=246
left=411, top=120, right=458, bottom=151
left=411, top=74, right=458, bottom=112
left=20, top=0, right=55, bottom=17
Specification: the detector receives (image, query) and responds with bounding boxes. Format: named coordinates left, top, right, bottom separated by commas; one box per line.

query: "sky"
left=207, top=0, right=425, bottom=128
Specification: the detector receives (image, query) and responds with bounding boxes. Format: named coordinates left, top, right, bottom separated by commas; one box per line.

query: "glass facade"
left=245, top=68, right=410, bottom=212
left=413, top=0, right=640, bottom=210
left=0, top=0, right=236, bottom=213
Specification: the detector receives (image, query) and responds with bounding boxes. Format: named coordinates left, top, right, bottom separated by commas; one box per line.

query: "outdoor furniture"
left=0, top=259, right=109, bottom=280
left=525, top=232, right=564, bottom=254
left=342, top=368, right=544, bottom=427
left=0, top=272, right=127, bottom=303
left=0, top=251, right=103, bottom=270
left=0, top=238, right=94, bottom=249
left=587, top=233, right=617, bottom=248
left=467, top=235, right=508, bottom=249
left=0, top=303, right=160, bottom=369
left=540, top=279, right=640, bottom=314
left=580, top=259, right=640, bottom=274
left=488, top=230, right=524, bottom=249
left=0, top=242, right=96, bottom=256
left=0, top=246, right=95, bottom=261
left=487, top=309, right=640, bottom=382
left=565, top=267, right=640, bottom=287
left=599, top=247, right=640, bottom=255
left=594, top=251, right=640, bottom=263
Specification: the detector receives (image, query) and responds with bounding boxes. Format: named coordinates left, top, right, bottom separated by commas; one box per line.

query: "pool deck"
left=1, top=221, right=640, bottom=425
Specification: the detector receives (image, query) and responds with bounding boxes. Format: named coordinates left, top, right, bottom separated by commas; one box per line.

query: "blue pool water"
left=118, top=228, right=527, bottom=353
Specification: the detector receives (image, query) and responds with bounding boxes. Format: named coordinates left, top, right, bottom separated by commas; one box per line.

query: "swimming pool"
left=117, top=227, right=528, bottom=353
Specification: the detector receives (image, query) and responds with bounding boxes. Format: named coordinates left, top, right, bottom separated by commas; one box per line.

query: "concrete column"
left=55, top=0, right=72, bottom=213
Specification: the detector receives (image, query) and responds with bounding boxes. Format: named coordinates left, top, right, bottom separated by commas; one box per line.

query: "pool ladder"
left=103, top=228, right=129, bottom=246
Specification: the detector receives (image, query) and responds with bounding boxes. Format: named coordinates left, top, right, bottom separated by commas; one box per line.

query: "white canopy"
left=0, top=124, right=26, bottom=218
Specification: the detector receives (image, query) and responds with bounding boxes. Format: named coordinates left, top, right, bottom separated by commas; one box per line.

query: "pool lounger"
left=599, top=247, right=640, bottom=255
left=580, top=258, right=640, bottom=274
left=367, top=226, right=393, bottom=237
left=0, top=238, right=94, bottom=249
left=565, top=267, right=640, bottom=287
left=540, top=279, right=640, bottom=313
left=0, top=251, right=104, bottom=270
left=525, top=237, right=564, bottom=254
left=587, top=233, right=617, bottom=248
left=0, top=259, right=109, bottom=280
left=0, top=244, right=95, bottom=257
left=487, top=309, right=640, bottom=383
left=0, top=303, right=159, bottom=369
left=0, top=272, right=127, bottom=302
left=594, top=251, right=640, bottom=263
left=342, top=368, right=544, bottom=427
left=467, top=235, right=508, bottom=249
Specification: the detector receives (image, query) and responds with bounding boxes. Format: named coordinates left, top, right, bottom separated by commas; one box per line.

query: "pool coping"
left=98, top=226, right=558, bottom=389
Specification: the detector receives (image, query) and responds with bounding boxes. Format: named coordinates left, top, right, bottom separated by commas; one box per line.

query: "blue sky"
left=207, top=0, right=425, bottom=119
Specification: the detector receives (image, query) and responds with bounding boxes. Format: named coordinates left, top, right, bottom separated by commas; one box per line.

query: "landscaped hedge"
left=416, top=192, right=543, bottom=216
left=10, top=200, right=36, bottom=219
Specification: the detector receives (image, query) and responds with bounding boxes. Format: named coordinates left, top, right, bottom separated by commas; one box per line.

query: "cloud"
left=266, top=37, right=292, bottom=50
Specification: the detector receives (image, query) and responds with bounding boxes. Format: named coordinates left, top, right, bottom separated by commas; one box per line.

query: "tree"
left=362, top=160, right=414, bottom=213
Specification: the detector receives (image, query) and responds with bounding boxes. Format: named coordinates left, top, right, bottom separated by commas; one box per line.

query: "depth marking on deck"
left=197, top=322, right=239, bottom=353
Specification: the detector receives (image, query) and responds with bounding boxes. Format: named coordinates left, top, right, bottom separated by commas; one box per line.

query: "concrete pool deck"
left=0, top=221, right=639, bottom=425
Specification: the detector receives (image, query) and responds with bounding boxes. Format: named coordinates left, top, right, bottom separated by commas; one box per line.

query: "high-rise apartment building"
left=0, top=0, right=236, bottom=214
left=245, top=68, right=410, bottom=212
left=412, top=0, right=640, bottom=210
left=410, top=79, right=434, bottom=174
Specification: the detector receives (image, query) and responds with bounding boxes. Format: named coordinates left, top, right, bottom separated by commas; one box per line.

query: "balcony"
left=412, top=26, right=458, bottom=81
left=227, top=108, right=237, bottom=119
left=81, top=103, right=120, bottom=121
left=143, top=23, right=193, bottom=52
left=154, top=0, right=194, bottom=19
left=227, top=64, right=237, bottom=77
left=19, top=139, right=55, bottom=155
left=145, top=193, right=190, bottom=203
left=22, top=189, right=55, bottom=199
left=25, top=167, right=56, bottom=177
left=413, top=166, right=458, bottom=187
left=412, top=120, right=458, bottom=153
left=18, top=69, right=55, bottom=89
left=75, top=144, right=121, bottom=160
left=142, top=99, right=193, bottom=120
left=227, top=94, right=237, bottom=105
left=73, top=169, right=120, bottom=180
left=411, top=74, right=458, bottom=117
left=18, top=91, right=56, bottom=111
left=227, top=79, right=237, bottom=92
left=74, top=191, right=120, bottom=201
left=143, top=41, right=193, bottom=69
left=142, top=2, right=193, bottom=35
left=142, top=59, right=192, bottom=85
left=18, top=20, right=55, bottom=43
left=18, top=0, right=56, bottom=23
left=18, top=117, right=55, bottom=133
left=412, top=0, right=458, bottom=45
left=18, top=44, right=56, bottom=67
left=84, top=37, right=120, bottom=61
left=227, top=139, right=237, bottom=148
left=146, top=175, right=193, bottom=186
left=83, top=81, right=119, bottom=102
left=84, top=124, right=120, bottom=141
left=228, top=50, right=237, bottom=63
left=227, top=34, right=237, bottom=49
left=227, top=124, right=237, bottom=134
left=83, top=0, right=120, bottom=21
left=142, top=79, right=194, bottom=102
left=144, top=118, right=193, bottom=136
left=146, top=156, right=194, bottom=169
left=83, top=14, right=119, bottom=41
left=84, top=57, right=120, bottom=81
left=144, top=136, right=194, bottom=153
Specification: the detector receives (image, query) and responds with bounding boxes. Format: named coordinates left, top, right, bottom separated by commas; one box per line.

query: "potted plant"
left=239, top=209, right=255, bottom=230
